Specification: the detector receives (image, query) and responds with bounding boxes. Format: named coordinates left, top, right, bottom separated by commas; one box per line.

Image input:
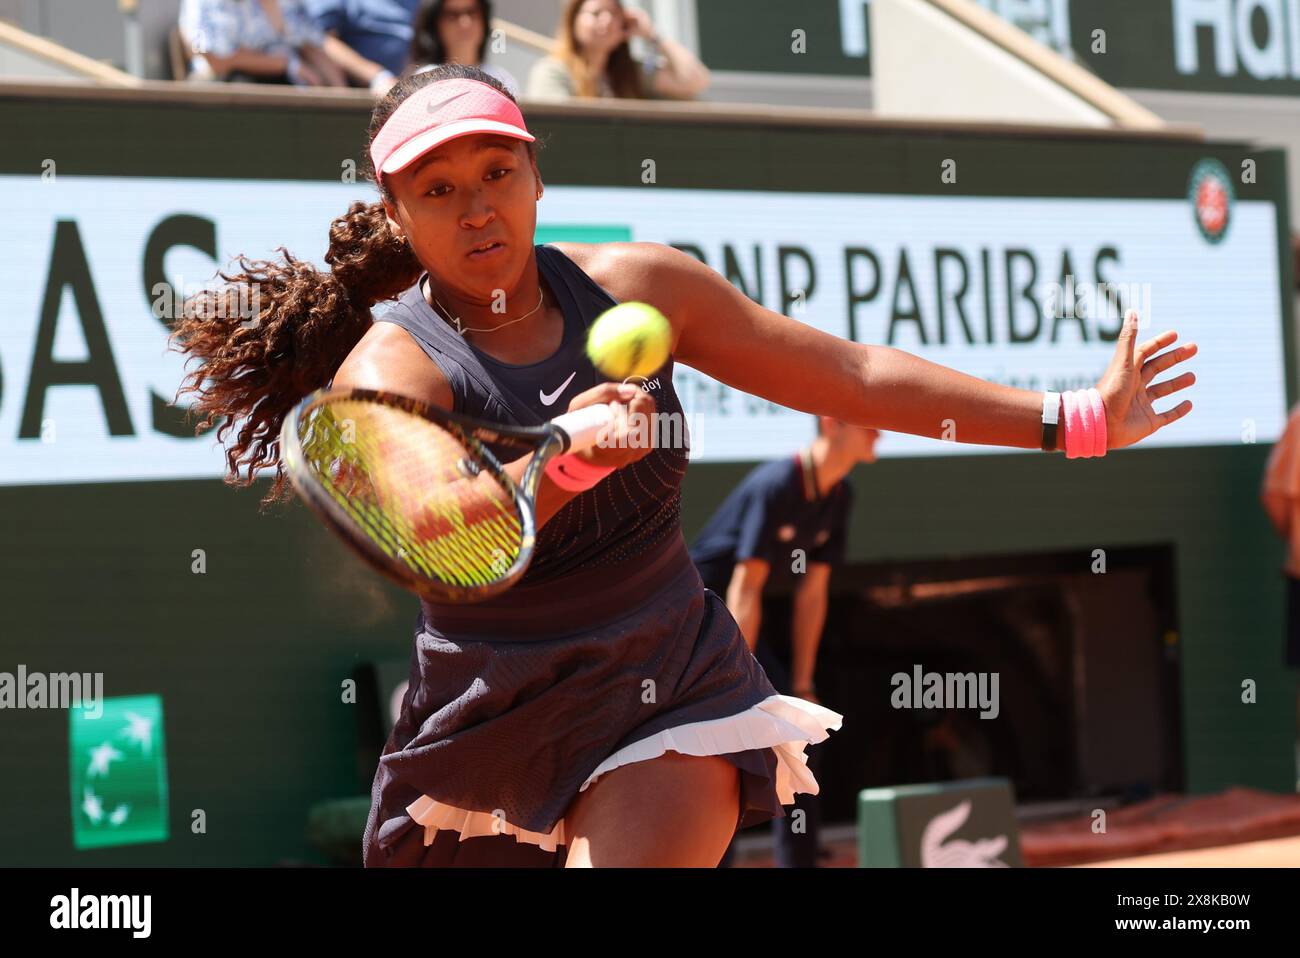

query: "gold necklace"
left=425, top=277, right=546, bottom=336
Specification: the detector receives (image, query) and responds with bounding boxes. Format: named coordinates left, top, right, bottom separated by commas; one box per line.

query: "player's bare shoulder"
left=333, top=321, right=453, bottom=409
left=549, top=241, right=707, bottom=331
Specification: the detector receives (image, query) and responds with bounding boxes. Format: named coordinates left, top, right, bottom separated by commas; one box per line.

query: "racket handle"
left=551, top=402, right=616, bottom=453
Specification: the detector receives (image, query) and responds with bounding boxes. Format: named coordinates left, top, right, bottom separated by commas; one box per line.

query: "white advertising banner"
left=0, top=177, right=1286, bottom=484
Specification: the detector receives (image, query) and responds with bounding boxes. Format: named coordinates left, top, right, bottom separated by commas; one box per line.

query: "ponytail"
left=171, top=201, right=421, bottom=503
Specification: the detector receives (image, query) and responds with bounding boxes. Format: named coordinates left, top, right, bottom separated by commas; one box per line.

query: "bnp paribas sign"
left=699, top=0, right=1300, bottom=94
left=0, top=175, right=1286, bottom=484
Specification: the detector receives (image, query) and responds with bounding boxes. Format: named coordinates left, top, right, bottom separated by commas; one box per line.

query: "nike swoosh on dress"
left=539, top=371, right=577, bottom=406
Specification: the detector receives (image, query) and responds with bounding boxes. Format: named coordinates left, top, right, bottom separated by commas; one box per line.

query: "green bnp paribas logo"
left=535, top=225, right=632, bottom=245
left=69, top=695, right=169, bottom=850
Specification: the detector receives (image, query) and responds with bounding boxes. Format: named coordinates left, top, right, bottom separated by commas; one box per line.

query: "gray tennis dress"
left=360, top=244, right=841, bottom=867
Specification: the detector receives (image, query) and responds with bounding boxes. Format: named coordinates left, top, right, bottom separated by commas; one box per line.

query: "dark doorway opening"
left=757, top=544, right=1183, bottom=825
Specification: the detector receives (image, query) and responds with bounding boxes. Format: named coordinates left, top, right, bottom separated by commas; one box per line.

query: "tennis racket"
left=280, top=387, right=615, bottom=603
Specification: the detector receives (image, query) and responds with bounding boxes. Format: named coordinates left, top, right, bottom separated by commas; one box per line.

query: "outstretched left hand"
left=1095, top=309, right=1198, bottom=450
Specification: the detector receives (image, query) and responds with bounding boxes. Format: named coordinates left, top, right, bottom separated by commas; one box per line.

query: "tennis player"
left=172, top=64, right=1197, bottom=867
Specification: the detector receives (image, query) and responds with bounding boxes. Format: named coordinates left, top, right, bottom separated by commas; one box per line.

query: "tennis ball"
left=586, top=302, right=672, bottom=381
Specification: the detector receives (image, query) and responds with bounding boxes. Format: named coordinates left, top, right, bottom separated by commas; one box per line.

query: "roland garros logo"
left=1188, top=158, right=1233, bottom=244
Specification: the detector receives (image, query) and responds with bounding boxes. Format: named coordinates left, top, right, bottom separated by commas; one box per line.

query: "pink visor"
left=369, top=78, right=535, bottom=179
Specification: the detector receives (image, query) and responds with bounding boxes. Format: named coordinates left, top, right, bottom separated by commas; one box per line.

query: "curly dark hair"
left=170, top=64, right=537, bottom=504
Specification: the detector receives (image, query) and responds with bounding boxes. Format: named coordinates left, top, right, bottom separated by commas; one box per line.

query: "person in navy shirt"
left=304, top=0, right=420, bottom=92
left=691, top=416, right=880, bottom=867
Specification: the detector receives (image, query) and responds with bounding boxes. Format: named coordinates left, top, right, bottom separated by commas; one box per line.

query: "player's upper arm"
left=608, top=243, right=868, bottom=419
left=331, top=322, right=454, bottom=410
left=561, top=241, right=713, bottom=357
left=577, top=243, right=868, bottom=426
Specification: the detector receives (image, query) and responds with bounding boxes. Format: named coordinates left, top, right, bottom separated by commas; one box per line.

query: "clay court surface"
left=1079, top=835, right=1300, bottom=867
left=736, top=832, right=1300, bottom=868
left=733, top=789, right=1300, bottom=867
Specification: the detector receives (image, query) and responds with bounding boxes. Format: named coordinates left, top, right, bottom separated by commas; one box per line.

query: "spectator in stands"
left=408, top=0, right=518, bottom=98
left=180, top=0, right=345, bottom=86
left=526, top=0, right=709, bottom=102
left=303, top=0, right=419, bottom=95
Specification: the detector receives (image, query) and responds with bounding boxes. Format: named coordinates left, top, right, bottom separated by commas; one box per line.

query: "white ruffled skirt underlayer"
left=404, top=694, right=844, bottom=853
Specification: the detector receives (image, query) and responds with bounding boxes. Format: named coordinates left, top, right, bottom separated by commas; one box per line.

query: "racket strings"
left=299, top=400, right=524, bottom=587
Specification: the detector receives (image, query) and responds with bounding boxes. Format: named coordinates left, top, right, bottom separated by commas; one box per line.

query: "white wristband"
left=1042, top=390, right=1060, bottom=424
left=369, top=69, right=395, bottom=94
left=1041, top=390, right=1061, bottom=452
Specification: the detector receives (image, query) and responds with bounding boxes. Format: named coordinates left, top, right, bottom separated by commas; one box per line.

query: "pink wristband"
left=1076, top=389, right=1097, bottom=457
left=1062, top=389, right=1109, bottom=458
left=1086, top=388, right=1108, bottom=457
left=545, top=453, right=614, bottom=492
left=1062, top=390, right=1084, bottom=458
